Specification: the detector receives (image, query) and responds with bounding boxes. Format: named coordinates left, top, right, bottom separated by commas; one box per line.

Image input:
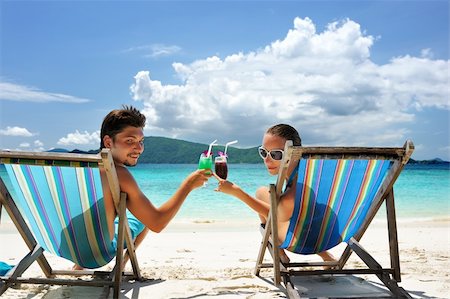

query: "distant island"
left=408, top=158, right=450, bottom=165
left=49, top=136, right=261, bottom=164
left=49, top=136, right=449, bottom=165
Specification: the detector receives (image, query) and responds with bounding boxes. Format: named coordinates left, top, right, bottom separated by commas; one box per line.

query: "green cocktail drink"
left=198, top=139, right=217, bottom=178
left=198, top=153, right=213, bottom=174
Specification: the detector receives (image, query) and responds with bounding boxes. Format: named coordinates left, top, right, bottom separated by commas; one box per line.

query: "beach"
left=1, top=217, right=449, bottom=298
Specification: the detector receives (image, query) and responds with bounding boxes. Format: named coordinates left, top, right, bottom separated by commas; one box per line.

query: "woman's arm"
left=215, top=175, right=296, bottom=222
left=215, top=178, right=271, bottom=217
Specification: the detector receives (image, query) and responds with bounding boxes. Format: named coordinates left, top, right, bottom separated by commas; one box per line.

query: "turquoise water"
left=129, top=163, right=450, bottom=221
left=1, top=163, right=449, bottom=222
left=130, top=163, right=273, bottom=221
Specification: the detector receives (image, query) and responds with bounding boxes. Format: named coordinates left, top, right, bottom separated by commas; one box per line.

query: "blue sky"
left=1, top=0, right=449, bottom=161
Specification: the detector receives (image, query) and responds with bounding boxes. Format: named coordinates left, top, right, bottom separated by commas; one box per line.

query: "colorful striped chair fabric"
left=0, top=150, right=142, bottom=298
left=4, top=164, right=115, bottom=269
left=254, top=141, right=414, bottom=299
left=281, top=159, right=390, bottom=254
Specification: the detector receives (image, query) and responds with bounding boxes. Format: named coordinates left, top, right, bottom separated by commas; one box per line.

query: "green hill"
left=135, top=136, right=260, bottom=164
left=60, top=136, right=449, bottom=165
left=56, top=136, right=260, bottom=163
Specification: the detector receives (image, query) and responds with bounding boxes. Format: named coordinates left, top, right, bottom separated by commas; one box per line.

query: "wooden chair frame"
left=0, top=149, right=142, bottom=298
left=254, top=140, right=414, bottom=298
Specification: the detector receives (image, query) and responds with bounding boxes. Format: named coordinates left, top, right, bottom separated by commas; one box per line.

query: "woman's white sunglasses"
left=258, top=146, right=284, bottom=161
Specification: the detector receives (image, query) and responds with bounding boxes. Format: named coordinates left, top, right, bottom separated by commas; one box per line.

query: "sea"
left=1, top=163, right=449, bottom=223
left=129, top=163, right=450, bottom=222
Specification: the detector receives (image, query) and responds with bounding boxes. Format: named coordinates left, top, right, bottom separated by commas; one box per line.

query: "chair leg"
left=109, top=192, right=145, bottom=298
left=117, top=192, right=142, bottom=281
left=269, top=184, right=281, bottom=286
left=254, top=184, right=283, bottom=285
left=123, top=226, right=142, bottom=280
left=348, top=238, right=412, bottom=298
left=0, top=179, right=53, bottom=277
left=254, top=219, right=271, bottom=276
left=0, top=245, right=45, bottom=295
left=112, top=197, right=127, bottom=299
left=386, top=190, right=401, bottom=281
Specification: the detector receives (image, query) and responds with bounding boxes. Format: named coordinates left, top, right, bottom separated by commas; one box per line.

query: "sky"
left=0, top=0, right=449, bottom=161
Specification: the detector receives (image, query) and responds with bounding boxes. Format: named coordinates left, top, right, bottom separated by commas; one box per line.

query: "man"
left=74, top=105, right=210, bottom=269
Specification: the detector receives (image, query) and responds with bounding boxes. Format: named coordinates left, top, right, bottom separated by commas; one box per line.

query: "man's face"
left=103, top=126, right=145, bottom=167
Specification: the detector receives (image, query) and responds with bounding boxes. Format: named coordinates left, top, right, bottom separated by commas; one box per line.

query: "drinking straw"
left=224, top=140, right=238, bottom=155
left=207, top=139, right=218, bottom=157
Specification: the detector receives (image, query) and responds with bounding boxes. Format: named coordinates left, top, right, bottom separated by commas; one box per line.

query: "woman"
left=214, top=124, right=335, bottom=264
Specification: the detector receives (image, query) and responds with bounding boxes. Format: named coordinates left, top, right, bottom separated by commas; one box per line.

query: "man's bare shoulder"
left=114, top=165, right=135, bottom=182
left=111, top=165, right=143, bottom=196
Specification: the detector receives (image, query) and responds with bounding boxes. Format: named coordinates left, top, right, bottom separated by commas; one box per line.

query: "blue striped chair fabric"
left=281, top=159, right=390, bottom=254
left=4, top=164, right=116, bottom=269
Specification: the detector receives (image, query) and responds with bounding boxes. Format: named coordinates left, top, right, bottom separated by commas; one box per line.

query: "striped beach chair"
left=0, top=149, right=142, bottom=298
left=255, top=140, right=414, bottom=298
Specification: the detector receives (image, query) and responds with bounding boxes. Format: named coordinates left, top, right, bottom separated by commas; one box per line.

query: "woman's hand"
left=213, top=173, right=241, bottom=196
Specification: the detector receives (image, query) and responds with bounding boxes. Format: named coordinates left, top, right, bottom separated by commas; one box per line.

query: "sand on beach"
left=0, top=218, right=449, bottom=298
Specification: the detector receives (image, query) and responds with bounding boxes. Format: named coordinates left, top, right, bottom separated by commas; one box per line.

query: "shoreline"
left=1, top=215, right=449, bottom=233
left=1, top=214, right=449, bottom=233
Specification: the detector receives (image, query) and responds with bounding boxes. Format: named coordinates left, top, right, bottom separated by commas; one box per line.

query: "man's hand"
left=186, top=169, right=212, bottom=190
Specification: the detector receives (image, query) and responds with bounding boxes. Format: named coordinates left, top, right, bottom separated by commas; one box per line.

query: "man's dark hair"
left=100, top=105, right=146, bottom=149
left=266, top=124, right=302, bottom=146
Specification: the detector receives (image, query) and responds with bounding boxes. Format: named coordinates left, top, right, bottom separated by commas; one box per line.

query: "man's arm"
left=117, top=166, right=208, bottom=233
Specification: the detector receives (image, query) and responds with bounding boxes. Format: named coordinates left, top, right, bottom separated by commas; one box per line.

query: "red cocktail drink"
left=214, top=156, right=228, bottom=179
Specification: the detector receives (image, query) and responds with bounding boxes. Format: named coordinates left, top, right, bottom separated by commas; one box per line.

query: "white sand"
left=0, top=218, right=449, bottom=298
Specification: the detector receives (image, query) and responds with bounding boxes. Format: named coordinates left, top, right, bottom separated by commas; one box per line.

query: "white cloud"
left=146, top=44, right=182, bottom=58
left=123, top=44, right=181, bottom=58
left=0, top=126, right=34, bottom=137
left=0, top=82, right=90, bottom=103
left=34, top=140, right=44, bottom=147
left=420, top=48, right=434, bottom=59
left=57, top=130, right=100, bottom=147
left=19, top=142, right=30, bottom=148
left=130, top=17, right=449, bottom=147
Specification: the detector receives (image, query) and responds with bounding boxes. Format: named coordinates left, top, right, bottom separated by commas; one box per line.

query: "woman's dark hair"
left=100, top=105, right=146, bottom=149
left=266, top=124, right=302, bottom=146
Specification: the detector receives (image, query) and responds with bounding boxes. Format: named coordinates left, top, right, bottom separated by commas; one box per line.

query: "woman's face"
left=261, top=133, right=286, bottom=175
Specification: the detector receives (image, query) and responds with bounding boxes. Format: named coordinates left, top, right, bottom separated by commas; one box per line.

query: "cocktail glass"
left=198, top=153, right=213, bottom=174
left=214, top=156, right=228, bottom=180
left=198, top=153, right=213, bottom=187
